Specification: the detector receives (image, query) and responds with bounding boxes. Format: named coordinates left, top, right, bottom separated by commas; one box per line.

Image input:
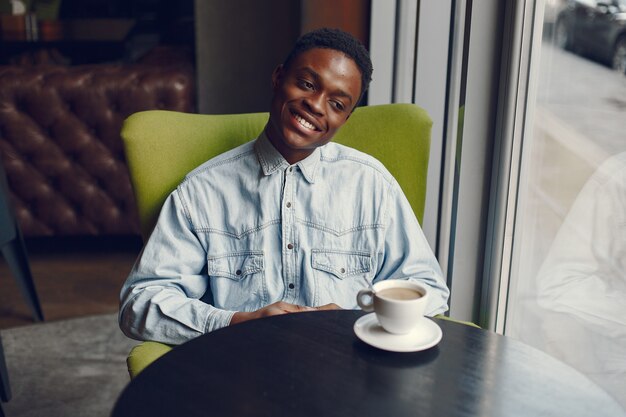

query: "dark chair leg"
left=1, top=235, right=44, bottom=322
left=0, top=333, right=11, bottom=403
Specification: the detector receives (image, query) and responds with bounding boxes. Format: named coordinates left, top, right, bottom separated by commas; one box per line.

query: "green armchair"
left=121, top=103, right=434, bottom=378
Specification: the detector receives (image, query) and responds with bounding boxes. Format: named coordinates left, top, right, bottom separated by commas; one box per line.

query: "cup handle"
left=357, top=289, right=375, bottom=312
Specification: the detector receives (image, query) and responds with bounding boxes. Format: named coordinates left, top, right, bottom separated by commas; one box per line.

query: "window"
left=502, top=0, right=626, bottom=408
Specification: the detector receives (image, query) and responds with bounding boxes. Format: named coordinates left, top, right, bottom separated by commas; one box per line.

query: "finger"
left=316, top=303, right=342, bottom=310
left=269, top=301, right=316, bottom=314
left=283, top=304, right=316, bottom=313
left=259, top=306, right=288, bottom=318
left=295, top=305, right=316, bottom=312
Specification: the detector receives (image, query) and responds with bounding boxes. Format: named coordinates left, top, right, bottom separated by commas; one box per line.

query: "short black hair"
left=283, top=28, right=373, bottom=103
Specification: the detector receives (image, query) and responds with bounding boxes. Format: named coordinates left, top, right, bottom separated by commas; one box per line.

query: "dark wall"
left=194, top=0, right=370, bottom=115
left=195, top=0, right=301, bottom=114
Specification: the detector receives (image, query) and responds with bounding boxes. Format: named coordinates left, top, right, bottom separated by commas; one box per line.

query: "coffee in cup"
left=357, top=280, right=429, bottom=334
left=376, top=287, right=423, bottom=301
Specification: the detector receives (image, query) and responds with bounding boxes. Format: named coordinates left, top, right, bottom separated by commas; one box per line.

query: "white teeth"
left=294, top=113, right=316, bottom=130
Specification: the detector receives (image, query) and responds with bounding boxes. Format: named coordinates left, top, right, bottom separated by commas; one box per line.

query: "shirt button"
left=289, top=167, right=293, bottom=172
left=286, top=202, right=291, bottom=208
left=287, top=243, right=294, bottom=250
left=340, top=268, right=346, bottom=274
left=288, top=283, right=295, bottom=289
left=235, top=269, right=242, bottom=276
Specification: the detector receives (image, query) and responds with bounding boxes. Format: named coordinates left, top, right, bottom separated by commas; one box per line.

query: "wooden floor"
left=0, top=236, right=142, bottom=330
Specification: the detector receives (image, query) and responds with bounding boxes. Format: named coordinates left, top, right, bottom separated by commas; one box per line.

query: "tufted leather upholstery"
left=0, top=64, right=194, bottom=236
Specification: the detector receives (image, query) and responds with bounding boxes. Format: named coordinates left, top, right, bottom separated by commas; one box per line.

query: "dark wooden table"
left=112, top=310, right=625, bottom=417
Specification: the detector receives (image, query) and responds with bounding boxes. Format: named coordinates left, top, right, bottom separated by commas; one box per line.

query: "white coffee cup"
left=357, top=280, right=429, bottom=335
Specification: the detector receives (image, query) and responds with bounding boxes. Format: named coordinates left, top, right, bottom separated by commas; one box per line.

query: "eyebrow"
left=299, top=67, right=354, bottom=106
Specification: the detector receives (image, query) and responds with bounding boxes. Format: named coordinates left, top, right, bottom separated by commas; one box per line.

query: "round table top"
left=113, top=310, right=625, bottom=417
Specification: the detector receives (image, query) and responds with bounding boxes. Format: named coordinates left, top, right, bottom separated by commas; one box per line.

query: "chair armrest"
left=127, top=341, right=173, bottom=379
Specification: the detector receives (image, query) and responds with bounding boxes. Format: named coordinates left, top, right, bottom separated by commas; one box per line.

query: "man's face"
left=266, top=47, right=362, bottom=164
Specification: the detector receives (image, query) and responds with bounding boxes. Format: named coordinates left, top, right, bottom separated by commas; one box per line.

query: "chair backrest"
left=121, top=103, right=432, bottom=240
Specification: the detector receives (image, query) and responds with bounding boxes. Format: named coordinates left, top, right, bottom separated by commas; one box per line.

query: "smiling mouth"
left=291, top=111, right=320, bottom=132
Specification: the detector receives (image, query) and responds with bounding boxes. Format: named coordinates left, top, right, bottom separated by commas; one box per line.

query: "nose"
left=303, top=93, right=324, bottom=116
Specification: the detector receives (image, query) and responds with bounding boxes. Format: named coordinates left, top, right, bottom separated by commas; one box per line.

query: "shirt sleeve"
left=375, top=181, right=450, bottom=316
left=119, top=189, right=236, bottom=345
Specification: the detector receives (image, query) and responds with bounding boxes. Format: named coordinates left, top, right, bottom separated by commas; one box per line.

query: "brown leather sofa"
left=0, top=63, right=195, bottom=236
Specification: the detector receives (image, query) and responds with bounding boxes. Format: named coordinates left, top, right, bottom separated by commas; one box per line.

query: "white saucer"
left=353, top=313, right=442, bottom=352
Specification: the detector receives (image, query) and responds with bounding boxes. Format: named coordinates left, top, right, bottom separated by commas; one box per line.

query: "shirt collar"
left=254, top=132, right=321, bottom=184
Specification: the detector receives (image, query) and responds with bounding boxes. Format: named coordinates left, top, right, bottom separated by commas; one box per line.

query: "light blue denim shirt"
left=119, top=133, right=449, bottom=344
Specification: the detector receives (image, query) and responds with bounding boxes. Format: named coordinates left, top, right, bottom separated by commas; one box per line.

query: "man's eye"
left=300, top=80, right=314, bottom=90
left=332, top=101, right=345, bottom=111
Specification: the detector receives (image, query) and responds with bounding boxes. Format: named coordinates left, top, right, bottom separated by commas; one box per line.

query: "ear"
left=271, top=65, right=284, bottom=90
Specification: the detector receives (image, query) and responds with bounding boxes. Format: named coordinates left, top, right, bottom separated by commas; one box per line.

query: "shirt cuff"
left=205, top=308, right=237, bottom=333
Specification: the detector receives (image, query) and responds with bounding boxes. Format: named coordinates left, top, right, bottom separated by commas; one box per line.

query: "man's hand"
left=230, top=301, right=313, bottom=325
left=315, top=303, right=342, bottom=311
left=229, top=301, right=343, bottom=326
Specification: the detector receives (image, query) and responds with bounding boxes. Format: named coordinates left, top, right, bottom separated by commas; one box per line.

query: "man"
left=119, top=28, right=449, bottom=345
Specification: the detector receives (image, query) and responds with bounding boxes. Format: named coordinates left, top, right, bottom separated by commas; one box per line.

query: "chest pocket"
left=311, top=249, right=371, bottom=279
left=207, top=251, right=265, bottom=281
left=207, top=251, right=267, bottom=311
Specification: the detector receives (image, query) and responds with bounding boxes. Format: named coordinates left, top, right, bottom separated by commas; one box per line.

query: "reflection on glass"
left=535, top=152, right=626, bottom=405
left=553, top=0, right=626, bottom=74
left=505, top=0, right=626, bottom=408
